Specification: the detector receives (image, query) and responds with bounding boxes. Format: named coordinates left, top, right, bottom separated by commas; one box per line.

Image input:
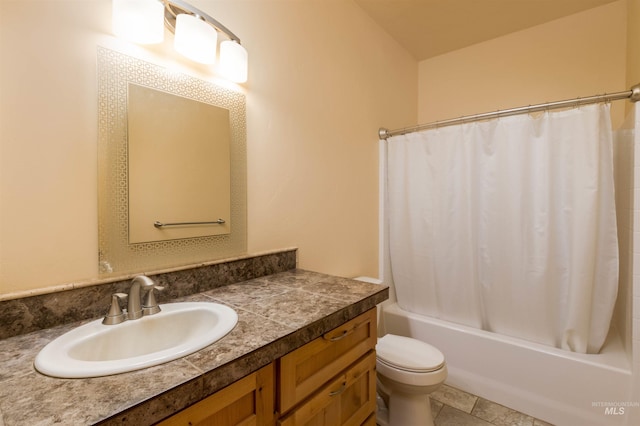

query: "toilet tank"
left=353, top=276, right=384, bottom=335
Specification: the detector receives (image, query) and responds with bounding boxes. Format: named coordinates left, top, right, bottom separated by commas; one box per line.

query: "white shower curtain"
left=386, top=104, right=619, bottom=354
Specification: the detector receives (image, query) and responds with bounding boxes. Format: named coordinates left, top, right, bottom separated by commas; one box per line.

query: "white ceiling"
left=355, top=0, right=619, bottom=61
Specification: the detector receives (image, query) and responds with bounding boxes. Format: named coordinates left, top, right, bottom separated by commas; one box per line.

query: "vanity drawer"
left=278, top=350, right=376, bottom=426
left=278, top=308, right=377, bottom=414
left=157, top=363, right=274, bottom=426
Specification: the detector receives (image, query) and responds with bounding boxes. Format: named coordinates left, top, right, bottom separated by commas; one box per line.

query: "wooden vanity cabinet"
left=156, top=308, right=377, bottom=426
left=277, top=351, right=376, bottom=426
left=156, top=363, right=275, bottom=426
left=277, top=308, right=377, bottom=426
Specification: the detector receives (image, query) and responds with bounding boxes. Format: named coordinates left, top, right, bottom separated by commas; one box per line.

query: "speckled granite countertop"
left=0, top=269, right=388, bottom=426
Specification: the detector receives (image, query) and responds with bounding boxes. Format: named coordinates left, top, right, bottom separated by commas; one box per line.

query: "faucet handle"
left=102, top=293, right=128, bottom=325
left=142, top=285, right=164, bottom=316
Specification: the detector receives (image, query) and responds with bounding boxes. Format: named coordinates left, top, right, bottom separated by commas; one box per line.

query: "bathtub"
left=381, top=302, right=633, bottom=426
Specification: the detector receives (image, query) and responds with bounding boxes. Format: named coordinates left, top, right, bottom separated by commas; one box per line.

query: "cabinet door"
left=157, top=363, right=274, bottom=426
left=278, top=309, right=377, bottom=414
left=278, top=351, right=376, bottom=426
left=361, top=414, right=376, bottom=426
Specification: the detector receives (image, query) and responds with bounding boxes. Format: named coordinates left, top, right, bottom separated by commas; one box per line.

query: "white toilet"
left=375, top=334, right=447, bottom=426
left=352, top=277, right=447, bottom=425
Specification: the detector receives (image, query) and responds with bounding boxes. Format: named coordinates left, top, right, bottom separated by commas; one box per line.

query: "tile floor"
left=429, top=384, right=555, bottom=426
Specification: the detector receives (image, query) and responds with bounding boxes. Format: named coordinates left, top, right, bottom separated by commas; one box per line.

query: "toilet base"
left=389, top=392, right=434, bottom=426
left=377, top=387, right=435, bottom=426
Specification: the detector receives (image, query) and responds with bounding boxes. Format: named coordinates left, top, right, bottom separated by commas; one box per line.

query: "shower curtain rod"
left=379, top=83, right=640, bottom=140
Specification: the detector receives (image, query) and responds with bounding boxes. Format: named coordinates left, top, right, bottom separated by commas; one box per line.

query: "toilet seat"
left=376, top=334, right=445, bottom=373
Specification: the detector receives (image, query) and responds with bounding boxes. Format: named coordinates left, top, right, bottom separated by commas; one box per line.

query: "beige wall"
left=0, top=0, right=417, bottom=295
left=418, top=0, right=628, bottom=127
left=627, top=0, right=640, bottom=90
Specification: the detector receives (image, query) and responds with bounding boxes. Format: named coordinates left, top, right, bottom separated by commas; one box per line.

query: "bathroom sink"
left=34, top=302, right=238, bottom=378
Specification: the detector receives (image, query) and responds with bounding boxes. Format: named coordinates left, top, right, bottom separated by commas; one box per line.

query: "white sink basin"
left=34, top=302, right=238, bottom=378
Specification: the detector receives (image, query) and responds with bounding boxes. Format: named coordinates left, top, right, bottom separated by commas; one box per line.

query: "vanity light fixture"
left=112, top=0, right=249, bottom=83
left=112, top=0, right=165, bottom=44
left=218, top=39, right=248, bottom=83
left=173, top=13, right=218, bottom=64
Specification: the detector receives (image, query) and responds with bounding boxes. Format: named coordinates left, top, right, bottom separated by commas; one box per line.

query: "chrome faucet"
left=127, top=275, right=159, bottom=320
left=103, top=275, right=163, bottom=324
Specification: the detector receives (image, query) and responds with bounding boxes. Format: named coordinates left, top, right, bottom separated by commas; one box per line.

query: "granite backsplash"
left=0, top=249, right=297, bottom=340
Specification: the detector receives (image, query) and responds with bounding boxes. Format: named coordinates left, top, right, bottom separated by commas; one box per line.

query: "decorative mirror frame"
left=97, top=46, right=246, bottom=276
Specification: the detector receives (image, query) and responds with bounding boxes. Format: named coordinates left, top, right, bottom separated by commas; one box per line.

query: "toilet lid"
left=376, top=334, right=445, bottom=373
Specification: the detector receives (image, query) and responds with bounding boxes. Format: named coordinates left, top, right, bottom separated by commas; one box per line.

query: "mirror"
left=97, top=47, right=246, bottom=276
left=127, top=83, right=231, bottom=243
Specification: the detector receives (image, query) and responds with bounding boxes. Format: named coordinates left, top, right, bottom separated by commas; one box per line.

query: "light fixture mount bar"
left=163, top=0, right=241, bottom=43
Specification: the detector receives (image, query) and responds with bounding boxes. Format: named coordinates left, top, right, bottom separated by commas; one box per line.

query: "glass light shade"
left=174, top=14, right=218, bottom=64
left=219, top=40, right=248, bottom=83
left=112, top=0, right=165, bottom=44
